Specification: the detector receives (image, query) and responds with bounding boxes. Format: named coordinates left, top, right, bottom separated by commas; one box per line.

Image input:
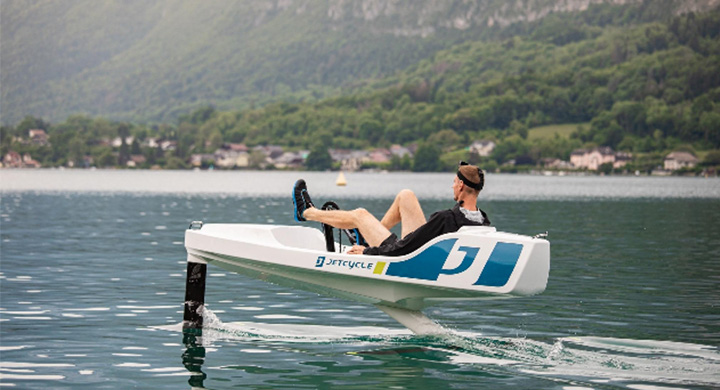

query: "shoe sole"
left=293, top=180, right=306, bottom=222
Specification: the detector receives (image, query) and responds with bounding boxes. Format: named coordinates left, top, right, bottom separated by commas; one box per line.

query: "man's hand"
left=346, top=245, right=366, bottom=255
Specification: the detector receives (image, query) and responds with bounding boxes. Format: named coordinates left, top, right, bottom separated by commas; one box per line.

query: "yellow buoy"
left=336, top=171, right=347, bottom=186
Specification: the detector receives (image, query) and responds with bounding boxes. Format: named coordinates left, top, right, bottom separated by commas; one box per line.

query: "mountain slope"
left=186, top=8, right=720, bottom=155
left=2, top=0, right=717, bottom=124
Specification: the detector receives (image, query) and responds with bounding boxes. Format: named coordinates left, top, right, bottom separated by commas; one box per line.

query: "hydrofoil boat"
left=183, top=222, right=550, bottom=334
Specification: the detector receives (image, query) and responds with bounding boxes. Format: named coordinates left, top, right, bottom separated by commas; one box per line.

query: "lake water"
left=1, top=170, right=719, bottom=389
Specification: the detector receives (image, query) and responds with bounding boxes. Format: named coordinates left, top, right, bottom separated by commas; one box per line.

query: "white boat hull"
left=185, top=224, right=550, bottom=312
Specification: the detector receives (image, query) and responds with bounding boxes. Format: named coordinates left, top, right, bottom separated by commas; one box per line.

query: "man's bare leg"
left=303, top=207, right=392, bottom=247
left=303, top=189, right=426, bottom=246
left=379, top=189, right=426, bottom=238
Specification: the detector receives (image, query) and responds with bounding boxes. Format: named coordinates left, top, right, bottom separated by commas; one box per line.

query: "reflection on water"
left=181, top=331, right=206, bottom=389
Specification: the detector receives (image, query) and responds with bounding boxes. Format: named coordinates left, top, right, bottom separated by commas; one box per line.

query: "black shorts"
left=380, top=233, right=398, bottom=247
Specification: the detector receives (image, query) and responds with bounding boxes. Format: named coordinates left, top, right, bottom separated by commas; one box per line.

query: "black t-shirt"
left=363, top=203, right=491, bottom=256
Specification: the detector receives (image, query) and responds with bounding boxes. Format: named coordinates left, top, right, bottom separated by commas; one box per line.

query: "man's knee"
left=352, top=207, right=372, bottom=221
left=397, top=189, right=416, bottom=201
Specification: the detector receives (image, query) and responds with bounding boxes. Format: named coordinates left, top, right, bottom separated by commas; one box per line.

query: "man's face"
left=452, top=176, right=462, bottom=201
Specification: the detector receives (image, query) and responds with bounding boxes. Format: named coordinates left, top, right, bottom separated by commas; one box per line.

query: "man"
left=293, top=162, right=490, bottom=256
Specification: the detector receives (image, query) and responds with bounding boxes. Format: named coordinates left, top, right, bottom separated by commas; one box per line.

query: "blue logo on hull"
left=383, top=239, right=523, bottom=287
left=474, top=242, right=523, bottom=287
left=385, top=239, right=456, bottom=280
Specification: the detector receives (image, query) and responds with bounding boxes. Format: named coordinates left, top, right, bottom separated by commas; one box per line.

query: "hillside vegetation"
left=527, top=124, right=582, bottom=141
left=2, top=0, right=717, bottom=124
left=1, top=2, right=719, bottom=173
left=166, top=7, right=720, bottom=159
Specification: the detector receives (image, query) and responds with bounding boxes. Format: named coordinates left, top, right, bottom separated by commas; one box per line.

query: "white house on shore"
left=2, top=151, right=41, bottom=168
left=215, top=150, right=249, bottom=168
left=664, top=152, right=699, bottom=171
left=570, top=147, right=631, bottom=170
left=469, top=140, right=496, bottom=157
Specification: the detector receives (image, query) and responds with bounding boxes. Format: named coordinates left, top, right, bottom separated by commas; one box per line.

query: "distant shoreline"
left=1, top=166, right=717, bottom=178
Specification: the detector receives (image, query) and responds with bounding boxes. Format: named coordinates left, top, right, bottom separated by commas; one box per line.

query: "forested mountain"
left=162, top=5, right=719, bottom=155
left=2, top=2, right=718, bottom=173
left=2, top=0, right=717, bottom=125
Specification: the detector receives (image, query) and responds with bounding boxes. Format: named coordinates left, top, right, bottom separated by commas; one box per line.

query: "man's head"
left=453, top=161, right=484, bottom=202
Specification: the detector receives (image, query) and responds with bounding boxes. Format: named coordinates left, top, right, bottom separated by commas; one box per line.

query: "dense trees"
left=412, top=144, right=442, bottom=172
left=305, top=144, right=332, bottom=171
left=188, top=9, right=718, bottom=162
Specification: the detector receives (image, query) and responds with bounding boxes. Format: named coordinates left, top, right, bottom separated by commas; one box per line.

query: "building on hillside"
left=22, top=154, right=41, bottom=168
left=190, top=154, right=216, bottom=167
left=253, top=145, right=284, bottom=161
left=126, top=155, right=147, bottom=168
left=390, top=145, right=412, bottom=158
left=614, top=152, right=633, bottom=169
left=368, top=148, right=391, bottom=164
left=160, top=140, right=177, bottom=151
left=112, top=136, right=134, bottom=147
left=225, top=143, right=248, bottom=153
left=570, top=147, right=618, bottom=170
left=330, top=149, right=370, bottom=171
left=329, top=149, right=351, bottom=163
left=215, top=150, right=249, bottom=168
left=2, top=151, right=41, bottom=168
left=469, top=140, right=496, bottom=157
left=329, top=147, right=414, bottom=171
left=539, top=158, right=574, bottom=170
left=274, top=151, right=306, bottom=169
left=28, top=129, right=49, bottom=146
left=664, top=152, right=699, bottom=170
left=142, top=138, right=160, bottom=148
left=3, top=151, right=22, bottom=167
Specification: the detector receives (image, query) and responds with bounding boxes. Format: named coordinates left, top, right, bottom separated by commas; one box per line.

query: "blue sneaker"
left=292, top=179, right=314, bottom=222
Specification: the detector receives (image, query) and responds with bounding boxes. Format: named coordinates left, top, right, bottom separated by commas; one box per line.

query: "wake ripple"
left=155, top=308, right=720, bottom=389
